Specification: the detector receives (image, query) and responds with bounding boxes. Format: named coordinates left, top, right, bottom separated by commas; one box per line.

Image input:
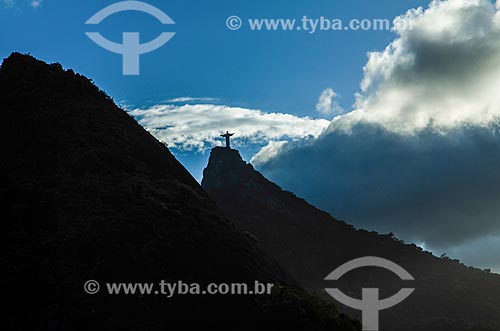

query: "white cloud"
left=30, top=0, right=42, bottom=8
left=251, top=141, right=288, bottom=164
left=1, top=0, right=43, bottom=8
left=330, top=0, right=500, bottom=134
left=315, top=88, right=343, bottom=116
left=166, top=97, right=217, bottom=103
left=129, top=104, right=329, bottom=151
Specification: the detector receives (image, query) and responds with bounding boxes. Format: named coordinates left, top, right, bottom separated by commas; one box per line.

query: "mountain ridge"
left=202, top=146, right=500, bottom=331
left=0, top=53, right=360, bottom=330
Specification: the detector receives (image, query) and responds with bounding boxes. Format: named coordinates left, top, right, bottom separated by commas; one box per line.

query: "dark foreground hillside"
left=0, top=53, right=360, bottom=331
left=202, top=146, right=500, bottom=331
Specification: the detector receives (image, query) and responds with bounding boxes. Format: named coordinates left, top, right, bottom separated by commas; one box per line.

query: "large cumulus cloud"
left=345, top=0, right=500, bottom=133
left=255, top=0, right=500, bottom=271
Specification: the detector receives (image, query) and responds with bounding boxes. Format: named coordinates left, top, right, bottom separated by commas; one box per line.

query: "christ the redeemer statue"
left=220, top=131, right=234, bottom=149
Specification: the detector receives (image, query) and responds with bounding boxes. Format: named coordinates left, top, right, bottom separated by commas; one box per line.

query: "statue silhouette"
left=220, top=131, right=234, bottom=149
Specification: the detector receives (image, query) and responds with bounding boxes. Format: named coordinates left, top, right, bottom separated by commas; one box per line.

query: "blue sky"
left=1, top=0, right=429, bottom=179
left=1, top=0, right=429, bottom=112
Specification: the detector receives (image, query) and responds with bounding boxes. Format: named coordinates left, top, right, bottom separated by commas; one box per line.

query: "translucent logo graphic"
left=325, top=257, right=415, bottom=331
left=85, top=1, right=175, bottom=75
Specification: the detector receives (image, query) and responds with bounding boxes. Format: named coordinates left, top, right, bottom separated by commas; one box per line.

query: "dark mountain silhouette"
left=0, top=53, right=361, bottom=330
left=202, top=146, right=500, bottom=331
